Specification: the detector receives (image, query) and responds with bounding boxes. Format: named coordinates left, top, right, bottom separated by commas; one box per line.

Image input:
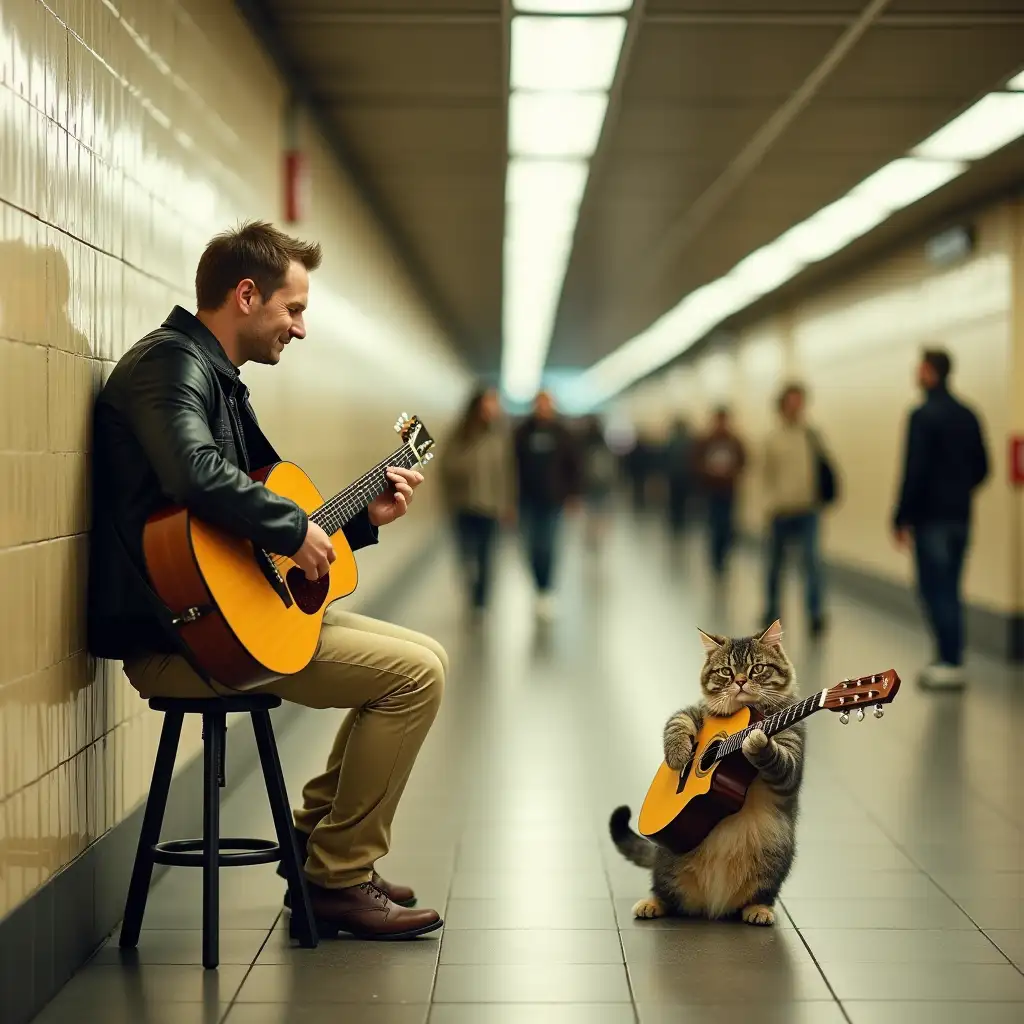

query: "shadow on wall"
left=0, top=235, right=101, bottom=913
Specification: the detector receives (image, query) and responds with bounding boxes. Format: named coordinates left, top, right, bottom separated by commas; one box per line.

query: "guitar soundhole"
left=285, top=567, right=331, bottom=614
left=698, top=741, right=722, bottom=774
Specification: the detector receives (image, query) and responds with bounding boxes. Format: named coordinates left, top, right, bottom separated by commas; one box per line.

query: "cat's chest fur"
left=673, top=777, right=790, bottom=917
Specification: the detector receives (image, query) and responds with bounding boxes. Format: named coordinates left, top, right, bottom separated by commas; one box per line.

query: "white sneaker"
left=535, top=593, right=557, bottom=621
left=919, top=663, right=967, bottom=690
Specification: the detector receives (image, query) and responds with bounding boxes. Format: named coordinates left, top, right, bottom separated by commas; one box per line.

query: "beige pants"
left=122, top=606, right=447, bottom=888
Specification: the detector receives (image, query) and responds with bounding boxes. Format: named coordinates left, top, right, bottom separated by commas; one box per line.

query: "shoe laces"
left=358, top=881, right=390, bottom=905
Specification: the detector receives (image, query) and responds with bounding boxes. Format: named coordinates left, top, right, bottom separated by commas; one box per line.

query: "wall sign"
left=1011, top=436, right=1024, bottom=486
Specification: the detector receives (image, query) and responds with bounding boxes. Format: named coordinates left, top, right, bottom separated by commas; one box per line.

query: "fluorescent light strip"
left=500, top=14, right=628, bottom=403
left=513, top=1, right=633, bottom=12
left=566, top=86, right=1024, bottom=411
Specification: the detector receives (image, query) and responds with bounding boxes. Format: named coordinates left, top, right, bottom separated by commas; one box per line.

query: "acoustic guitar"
left=142, top=413, right=435, bottom=690
left=638, top=670, right=901, bottom=855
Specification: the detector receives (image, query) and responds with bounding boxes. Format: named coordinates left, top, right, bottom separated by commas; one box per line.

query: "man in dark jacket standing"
left=88, top=221, right=445, bottom=939
left=513, top=391, right=581, bottom=619
left=894, top=349, right=988, bottom=690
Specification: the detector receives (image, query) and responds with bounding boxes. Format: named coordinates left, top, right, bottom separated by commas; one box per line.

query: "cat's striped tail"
left=609, top=806, right=656, bottom=868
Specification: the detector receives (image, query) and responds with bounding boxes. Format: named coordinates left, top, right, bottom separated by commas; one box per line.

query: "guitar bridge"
left=171, top=604, right=214, bottom=627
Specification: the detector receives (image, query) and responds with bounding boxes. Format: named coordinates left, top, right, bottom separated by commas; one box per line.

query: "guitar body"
left=143, top=461, right=359, bottom=689
left=638, top=707, right=761, bottom=855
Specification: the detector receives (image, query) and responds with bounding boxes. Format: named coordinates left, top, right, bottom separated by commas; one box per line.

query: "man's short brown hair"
left=195, top=220, right=322, bottom=310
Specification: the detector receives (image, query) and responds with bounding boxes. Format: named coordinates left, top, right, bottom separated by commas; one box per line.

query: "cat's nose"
left=735, top=676, right=748, bottom=688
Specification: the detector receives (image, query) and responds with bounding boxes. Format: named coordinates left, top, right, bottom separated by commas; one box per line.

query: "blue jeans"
left=914, top=522, right=968, bottom=666
left=455, top=512, right=498, bottom=608
left=707, top=492, right=735, bottom=574
left=764, top=511, right=823, bottom=624
left=519, top=504, right=562, bottom=593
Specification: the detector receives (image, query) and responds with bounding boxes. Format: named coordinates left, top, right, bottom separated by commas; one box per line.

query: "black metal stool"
left=118, top=694, right=319, bottom=968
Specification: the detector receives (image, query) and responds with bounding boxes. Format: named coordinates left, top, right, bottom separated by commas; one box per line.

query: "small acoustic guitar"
left=143, top=413, right=435, bottom=690
left=638, top=670, right=901, bottom=855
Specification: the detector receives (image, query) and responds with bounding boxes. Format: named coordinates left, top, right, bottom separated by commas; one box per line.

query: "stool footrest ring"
left=152, top=837, right=280, bottom=868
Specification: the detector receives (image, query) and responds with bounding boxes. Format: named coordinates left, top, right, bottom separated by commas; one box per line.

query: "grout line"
left=780, top=900, right=853, bottom=1024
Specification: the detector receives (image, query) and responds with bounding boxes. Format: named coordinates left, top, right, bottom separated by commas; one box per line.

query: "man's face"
left=917, top=360, right=935, bottom=390
left=782, top=390, right=804, bottom=420
left=241, top=261, right=309, bottom=365
left=534, top=392, right=555, bottom=420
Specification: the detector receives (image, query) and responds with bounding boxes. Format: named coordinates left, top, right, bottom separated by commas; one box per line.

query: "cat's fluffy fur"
left=610, top=621, right=804, bottom=927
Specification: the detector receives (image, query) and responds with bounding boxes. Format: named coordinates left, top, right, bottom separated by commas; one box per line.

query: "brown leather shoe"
left=279, top=830, right=418, bottom=908
left=372, top=871, right=416, bottom=907
left=303, top=880, right=442, bottom=940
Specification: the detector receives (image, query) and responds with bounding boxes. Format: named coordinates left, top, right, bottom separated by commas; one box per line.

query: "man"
left=664, top=417, right=694, bottom=536
left=692, top=407, right=746, bottom=573
left=893, top=349, right=988, bottom=690
left=513, top=390, right=581, bottom=619
left=762, top=384, right=832, bottom=636
left=88, top=221, right=445, bottom=939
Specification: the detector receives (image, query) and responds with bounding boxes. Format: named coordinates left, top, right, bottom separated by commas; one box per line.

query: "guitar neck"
left=715, top=690, right=826, bottom=762
left=308, top=443, right=420, bottom=535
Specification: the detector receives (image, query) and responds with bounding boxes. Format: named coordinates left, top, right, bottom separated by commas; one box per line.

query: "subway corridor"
left=29, top=506, right=1024, bottom=1023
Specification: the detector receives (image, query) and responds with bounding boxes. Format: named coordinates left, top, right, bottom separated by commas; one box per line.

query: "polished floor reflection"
left=32, top=508, right=1024, bottom=1022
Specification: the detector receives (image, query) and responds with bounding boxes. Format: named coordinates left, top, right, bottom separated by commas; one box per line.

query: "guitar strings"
left=267, top=443, right=420, bottom=570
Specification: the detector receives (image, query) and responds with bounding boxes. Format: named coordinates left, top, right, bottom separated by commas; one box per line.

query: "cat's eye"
left=717, top=667, right=733, bottom=678
left=750, top=664, right=767, bottom=676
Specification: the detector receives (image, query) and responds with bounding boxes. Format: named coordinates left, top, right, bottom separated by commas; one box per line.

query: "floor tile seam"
left=429, top=824, right=462, bottom=1008
left=780, top=899, right=853, bottom=1024
left=596, top=828, right=640, bottom=1023
left=218, top=911, right=283, bottom=1022
left=825, top=800, right=1024, bottom=961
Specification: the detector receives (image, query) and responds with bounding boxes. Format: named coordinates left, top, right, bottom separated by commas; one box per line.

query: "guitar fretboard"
left=308, top=444, right=420, bottom=536
left=712, top=690, right=824, bottom=763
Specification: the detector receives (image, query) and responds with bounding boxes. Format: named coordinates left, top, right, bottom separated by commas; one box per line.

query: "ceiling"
left=238, top=0, right=1024, bottom=377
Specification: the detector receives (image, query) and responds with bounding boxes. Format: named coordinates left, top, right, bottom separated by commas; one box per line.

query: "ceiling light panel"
left=513, top=1, right=633, bottom=12
left=508, top=91, right=609, bottom=157
left=850, top=157, right=966, bottom=212
left=506, top=158, right=589, bottom=207
left=912, top=92, right=1024, bottom=161
left=1006, top=69, right=1024, bottom=90
left=511, top=16, right=627, bottom=92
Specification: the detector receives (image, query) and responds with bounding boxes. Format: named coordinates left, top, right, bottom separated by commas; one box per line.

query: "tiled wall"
left=0, top=0, right=472, bottom=921
left=620, top=199, right=1019, bottom=619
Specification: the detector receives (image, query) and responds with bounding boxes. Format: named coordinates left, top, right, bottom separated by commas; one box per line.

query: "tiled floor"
left=32, top=507, right=1024, bottom=1022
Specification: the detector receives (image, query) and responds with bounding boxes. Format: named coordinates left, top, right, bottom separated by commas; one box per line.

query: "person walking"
left=693, top=407, right=746, bottom=574
left=664, top=417, right=695, bottom=536
left=513, top=391, right=581, bottom=618
left=894, top=349, right=989, bottom=689
left=579, top=414, right=617, bottom=548
left=442, top=386, right=516, bottom=612
left=762, top=384, right=837, bottom=637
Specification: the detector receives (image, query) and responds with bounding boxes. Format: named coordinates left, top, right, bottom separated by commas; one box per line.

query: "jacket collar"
left=163, top=306, right=240, bottom=381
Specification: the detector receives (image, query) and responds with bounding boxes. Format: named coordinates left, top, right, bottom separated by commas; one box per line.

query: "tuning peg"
left=839, top=712, right=850, bottom=725
left=856, top=708, right=866, bottom=722
left=874, top=705, right=884, bottom=719
left=394, top=422, right=402, bottom=433
left=400, top=411, right=408, bottom=421
left=424, top=453, right=434, bottom=463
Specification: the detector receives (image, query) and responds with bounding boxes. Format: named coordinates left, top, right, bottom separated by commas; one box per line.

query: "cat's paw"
left=741, top=904, right=775, bottom=927
left=632, top=896, right=667, bottom=920
left=665, top=738, right=693, bottom=772
left=742, top=729, right=770, bottom=761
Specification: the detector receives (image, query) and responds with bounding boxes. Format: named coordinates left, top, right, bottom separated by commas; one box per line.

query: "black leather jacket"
left=88, top=306, right=377, bottom=660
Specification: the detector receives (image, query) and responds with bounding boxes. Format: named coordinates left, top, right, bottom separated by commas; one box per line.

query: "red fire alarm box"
left=1011, top=436, right=1024, bottom=486
left=284, top=150, right=308, bottom=223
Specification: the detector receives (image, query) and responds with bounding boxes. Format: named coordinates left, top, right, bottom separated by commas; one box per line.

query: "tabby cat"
left=610, top=620, right=804, bottom=927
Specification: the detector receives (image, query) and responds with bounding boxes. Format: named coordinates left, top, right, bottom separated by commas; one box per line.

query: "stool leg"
left=251, top=709, right=319, bottom=948
left=120, top=711, right=183, bottom=948
left=202, top=711, right=225, bottom=969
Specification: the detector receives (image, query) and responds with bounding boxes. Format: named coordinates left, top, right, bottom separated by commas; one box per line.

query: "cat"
left=609, top=620, right=804, bottom=927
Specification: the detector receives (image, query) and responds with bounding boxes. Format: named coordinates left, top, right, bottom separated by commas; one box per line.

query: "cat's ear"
left=759, top=619, right=784, bottom=648
left=698, top=628, right=725, bottom=652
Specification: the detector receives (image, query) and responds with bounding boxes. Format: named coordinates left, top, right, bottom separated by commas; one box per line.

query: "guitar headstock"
left=394, top=412, right=435, bottom=465
left=823, top=669, right=901, bottom=724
